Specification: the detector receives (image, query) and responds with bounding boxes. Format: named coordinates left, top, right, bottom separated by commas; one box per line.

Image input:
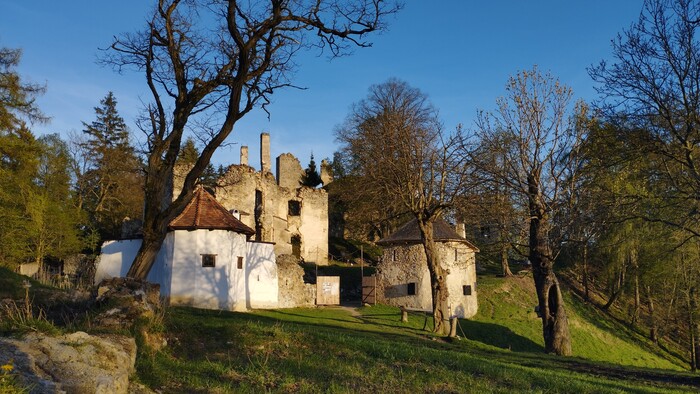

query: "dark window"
left=237, top=256, right=243, bottom=269
left=288, top=200, right=301, bottom=216
left=407, top=282, right=416, bottom=295
left=202, top=254, right=216, bottom=267
left=463, top=285, right=472, bottom=296
left=392, top=249, right=398, bottom=261
left=291, top=234, right=302, bottom=258
left=454, top=248, right=458, bottom=261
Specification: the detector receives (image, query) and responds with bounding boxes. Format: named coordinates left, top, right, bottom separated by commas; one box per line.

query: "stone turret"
left=260, top=133, right=271, bottom=173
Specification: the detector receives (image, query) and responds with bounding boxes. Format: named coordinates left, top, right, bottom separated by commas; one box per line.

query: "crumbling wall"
left=276, top=254, right=315, bottom=307
left=214, top=133, right=330, bottom=265
left=320, top=159, right=333, bottom=186
left=276, top=153, right=304, bottom=190
left=297, top=187, right=329, bottom=264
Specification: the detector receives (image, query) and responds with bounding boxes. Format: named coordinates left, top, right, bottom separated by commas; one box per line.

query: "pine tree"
left=300, top=153, right=322, bottom=187
left=78, top=92, right=143, bottom=240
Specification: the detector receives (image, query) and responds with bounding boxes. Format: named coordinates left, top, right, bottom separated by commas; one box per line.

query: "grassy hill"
left=134, top=273, right=698, bottom=393
left=466, top=274, right=684, bottom=371
left=2, top=265, right=698, bottom=392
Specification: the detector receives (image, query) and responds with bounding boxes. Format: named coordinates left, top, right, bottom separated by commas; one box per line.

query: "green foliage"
left=76, top=92, right=143, bottom=240
left=0, top=46, right=46, bottom=131
left=328, top=236, right=383, bottom=264
left=0, top=130, right=83, bottom=268
left=300, top=153, right=322, bottom=187
left=176, top=137, right=199, bottom=166
left=0, top=274, right=61, bottom=336
left=176, top=137, right=225, bottom=190
left=0, top=360, right=30, bottom=394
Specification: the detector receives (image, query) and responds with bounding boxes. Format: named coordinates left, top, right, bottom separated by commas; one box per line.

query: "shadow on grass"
left=459, top=319, right=543, bottom=352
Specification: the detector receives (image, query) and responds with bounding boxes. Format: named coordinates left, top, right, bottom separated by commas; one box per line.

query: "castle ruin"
left=212, top=133, right=331, bottom=265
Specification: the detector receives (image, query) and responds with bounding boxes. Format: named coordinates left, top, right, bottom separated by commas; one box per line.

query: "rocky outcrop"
left=93, top=277, right=161, bottom=329
left=0, top=331, right=136, bottom=394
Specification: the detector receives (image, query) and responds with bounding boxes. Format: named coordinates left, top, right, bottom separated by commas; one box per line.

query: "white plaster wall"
left=95, top=239, right=142, bottom=284
left=438, top=242, right=478, bottom=318
left=168, top=229, right=247, bottom=311
left=377, top=242, right=478, bottom=318
left=245, top=242, right=279, bottom=308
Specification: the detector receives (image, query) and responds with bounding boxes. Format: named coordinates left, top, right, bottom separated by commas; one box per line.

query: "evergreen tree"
left=300, top=153, right=322, bottom=187
left=0, top=46, right=47, bottom=268
left=26, top=135, right=83, bottom=265
left=77, top=92, right=143, bottom=240
left=177, top=137, right=221, bottom=191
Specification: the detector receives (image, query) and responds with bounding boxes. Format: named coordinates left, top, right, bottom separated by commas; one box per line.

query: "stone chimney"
left=240, top=146, right=249, bottom=166
left=260, top=132, right=271, bottom=173
left=456, top=222, right=466, bottom=239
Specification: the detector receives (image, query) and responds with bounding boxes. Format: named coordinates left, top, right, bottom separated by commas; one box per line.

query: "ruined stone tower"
left=214, top=133, right=329, bottom=265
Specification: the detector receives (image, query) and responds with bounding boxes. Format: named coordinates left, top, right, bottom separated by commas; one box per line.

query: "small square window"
left=237, top=256, right=243, bottom=269
left=202, top=254, right=216, bottom=267
left=288, top=200, right=301, bottom=216
left=463, top=285, right=472, bottom=296
left=407, top=282, right=416, bottom=295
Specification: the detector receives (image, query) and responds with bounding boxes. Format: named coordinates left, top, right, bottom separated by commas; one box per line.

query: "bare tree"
left=589, top=0, right=700, bottom=238
left=102, top=0, right=401, bottom=279
left=336, top=79, right=470, bottom=335
left=476, top=67, right=585, bottom=356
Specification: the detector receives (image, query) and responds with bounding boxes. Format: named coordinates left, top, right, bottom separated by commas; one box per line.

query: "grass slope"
left=467, top=275, right=684, bottom=370
left=136, top=281, right=699, bottom=393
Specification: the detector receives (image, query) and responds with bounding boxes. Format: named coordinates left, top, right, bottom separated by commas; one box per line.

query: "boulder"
left=93, top=277, right=161, bottom=329
left=0, top=331, right=136, bottom=394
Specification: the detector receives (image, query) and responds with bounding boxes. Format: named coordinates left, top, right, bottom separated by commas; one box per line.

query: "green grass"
left=467, top=274, right=685, bottom=371
left=134, top=300, right=699, bottom=393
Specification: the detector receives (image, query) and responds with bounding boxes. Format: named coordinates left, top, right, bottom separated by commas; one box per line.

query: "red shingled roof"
left=169, top=186, right=255, bottom=235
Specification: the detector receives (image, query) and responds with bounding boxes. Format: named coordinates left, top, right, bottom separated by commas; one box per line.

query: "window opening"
left=288, top=200, right=301, bottom=216
left=202, top=254, right=216, bottom=267
left=407, top=282, right=416, bottom=295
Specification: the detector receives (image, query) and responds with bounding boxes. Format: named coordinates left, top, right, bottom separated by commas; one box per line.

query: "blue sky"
left=0, top=1, right=642, bottom=169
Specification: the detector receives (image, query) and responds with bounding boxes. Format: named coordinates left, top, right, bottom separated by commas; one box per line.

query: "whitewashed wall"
left=246, top=242, right=278, bottom=308
left=96, top=230, right=280, bottom=312
left=95, top=239, right=142, bottom=283
left=169, top=229, right=247, bottom=311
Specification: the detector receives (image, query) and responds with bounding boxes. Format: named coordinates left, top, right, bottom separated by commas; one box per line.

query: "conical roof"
left=376, top=218, right=478, bottom=251
left=169, top=186, right=255, bottom=235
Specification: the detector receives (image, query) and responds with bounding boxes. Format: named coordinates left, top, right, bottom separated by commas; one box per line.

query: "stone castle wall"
left=171, top=133, right=330, bottom=265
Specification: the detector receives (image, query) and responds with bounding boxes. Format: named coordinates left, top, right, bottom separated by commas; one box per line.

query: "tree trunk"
left=126, top=159, right=190, bottom=279
left=528, top=177, right=572, bottom=356
left=645, top=285, right=658, bottom=344
left=418, top=219, right=450, bottom=336
left=690, top=286, right=699, bottom=372
left=603, top=267, right=626, bottom=311
left=501, top=242, right=513, bottom=277
left=582, top=242, right=590, bottom=302
left=632, top=251, right=641, bottom=326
